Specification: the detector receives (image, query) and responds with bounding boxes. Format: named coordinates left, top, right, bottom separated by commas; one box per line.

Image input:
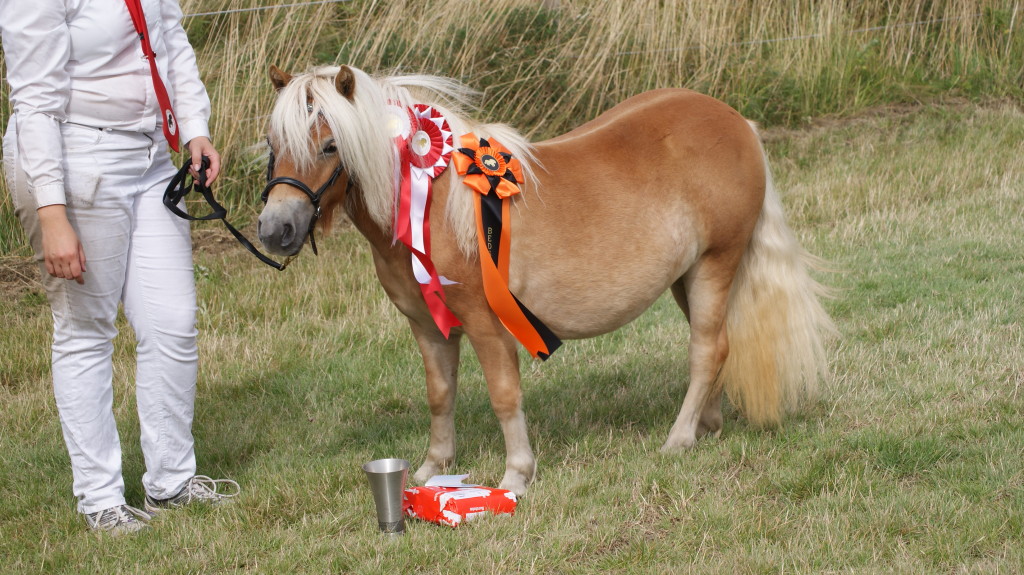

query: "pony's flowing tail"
left=718, top=128, right=836, bottom=426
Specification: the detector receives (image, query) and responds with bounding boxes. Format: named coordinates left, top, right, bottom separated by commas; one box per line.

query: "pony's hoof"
left=499, top=471, right=531, bottom=497
left=659, top=434, right=697, bottom=452
left=413, top=461, right=444, bottom=485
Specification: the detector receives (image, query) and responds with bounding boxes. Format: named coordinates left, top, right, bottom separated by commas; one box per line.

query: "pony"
left=257, top=64, right=835, bottom=496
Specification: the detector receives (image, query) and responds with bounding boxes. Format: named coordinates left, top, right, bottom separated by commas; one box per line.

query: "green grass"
left=1, top=99, right=1022, bottom=573
left=2, top=0, right=1023, bottom=571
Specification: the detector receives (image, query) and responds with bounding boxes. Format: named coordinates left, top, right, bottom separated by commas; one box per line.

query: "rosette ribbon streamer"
left=453, top=134, right=562, bottom=360
left=388, top=104, right=461, bottom=337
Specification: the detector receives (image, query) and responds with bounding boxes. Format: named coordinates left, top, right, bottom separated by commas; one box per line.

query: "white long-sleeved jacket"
left=1, top=0, right=211, bottom=208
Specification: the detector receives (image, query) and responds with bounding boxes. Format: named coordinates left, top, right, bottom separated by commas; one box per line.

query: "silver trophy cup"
left=362, top=458, right=410, bottom=535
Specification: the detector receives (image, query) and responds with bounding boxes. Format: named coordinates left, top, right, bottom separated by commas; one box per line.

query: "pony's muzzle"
left=257, top=197, right=314, bottom=256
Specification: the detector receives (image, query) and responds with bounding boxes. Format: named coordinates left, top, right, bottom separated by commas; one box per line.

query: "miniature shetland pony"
left=257, top=65, right=834, bottom=496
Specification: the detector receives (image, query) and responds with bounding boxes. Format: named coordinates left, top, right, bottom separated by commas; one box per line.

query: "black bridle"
left=163, top=150, right=351, bottom=271
left=261, top=147, right=350, bottom=257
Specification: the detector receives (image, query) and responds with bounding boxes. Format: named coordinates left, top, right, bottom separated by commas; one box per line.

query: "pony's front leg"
left=469, top=331, right=535, bottom=497
left=407, top=320, right=464, bottom=484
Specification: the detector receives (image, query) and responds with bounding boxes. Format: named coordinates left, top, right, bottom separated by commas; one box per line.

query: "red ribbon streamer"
left=391, top=104, right=460, bottom=337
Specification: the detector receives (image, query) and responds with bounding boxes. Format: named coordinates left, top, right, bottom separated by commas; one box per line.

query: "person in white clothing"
left=1, top=0, right=239, bottom=535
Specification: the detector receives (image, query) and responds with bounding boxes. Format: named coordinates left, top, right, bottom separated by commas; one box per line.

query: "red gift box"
left=403, top=484, right=517, bottom=528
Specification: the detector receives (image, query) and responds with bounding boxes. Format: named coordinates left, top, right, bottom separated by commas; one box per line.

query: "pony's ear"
left=269, top=65, right=292, bottom=92
left=335, top=66, right=356, bottom=101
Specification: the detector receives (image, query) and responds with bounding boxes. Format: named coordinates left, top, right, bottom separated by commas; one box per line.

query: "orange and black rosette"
left=452, top=134, right=525, bottom=198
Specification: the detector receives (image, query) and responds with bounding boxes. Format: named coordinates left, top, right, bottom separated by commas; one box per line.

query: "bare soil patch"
left=191, top=226, right=243, bottom=257
left=0, top=226, right=249, bottom=303
left=0, top=256, right=39, bottom=303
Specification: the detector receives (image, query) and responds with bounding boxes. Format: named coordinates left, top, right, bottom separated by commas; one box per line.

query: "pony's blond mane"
left=268, top=65, right=537, bottom=255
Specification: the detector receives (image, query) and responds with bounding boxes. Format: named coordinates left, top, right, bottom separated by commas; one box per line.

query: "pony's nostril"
left=281, top=222, right=295, bottom=246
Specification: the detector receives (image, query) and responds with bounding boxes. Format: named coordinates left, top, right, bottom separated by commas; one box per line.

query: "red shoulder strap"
left=123, top=0, right=180, bottom=151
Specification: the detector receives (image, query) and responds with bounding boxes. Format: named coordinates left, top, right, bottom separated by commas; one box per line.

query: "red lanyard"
left=123, top=0, right=180, bottom=151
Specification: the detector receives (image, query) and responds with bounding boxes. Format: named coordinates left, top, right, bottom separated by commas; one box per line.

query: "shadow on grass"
left=185, top=338, right=694, bottom=478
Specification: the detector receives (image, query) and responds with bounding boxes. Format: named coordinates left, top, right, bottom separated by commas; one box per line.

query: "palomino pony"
left=257, top=65, right=834, bottom=496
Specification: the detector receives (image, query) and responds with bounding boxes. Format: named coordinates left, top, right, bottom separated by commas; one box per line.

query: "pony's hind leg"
left=662, top=258, right=737, bottom=450
left=408, top=320, right=463, bottom=484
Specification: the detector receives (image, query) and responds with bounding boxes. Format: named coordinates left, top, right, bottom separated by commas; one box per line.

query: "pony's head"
left=258, top=64, right=395, bottom=256
left=257, top=64, right=537, bottom=257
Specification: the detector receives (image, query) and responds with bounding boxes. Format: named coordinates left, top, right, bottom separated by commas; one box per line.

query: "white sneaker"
left=84, top=504, right=151, bottom=535
left=144, top=475, right=240, bottom=514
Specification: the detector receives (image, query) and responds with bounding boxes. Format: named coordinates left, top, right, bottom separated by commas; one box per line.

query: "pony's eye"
left=323, top=141, right=338, bottom=155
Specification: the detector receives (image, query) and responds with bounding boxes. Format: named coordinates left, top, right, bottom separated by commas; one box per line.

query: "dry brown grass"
left=2, top=0, right=1020, bottom=253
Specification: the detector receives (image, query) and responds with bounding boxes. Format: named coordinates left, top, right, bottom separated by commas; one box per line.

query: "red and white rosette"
left=385, top=102, right=416, bottom=143
left=390, top=103, right=460, bottom=336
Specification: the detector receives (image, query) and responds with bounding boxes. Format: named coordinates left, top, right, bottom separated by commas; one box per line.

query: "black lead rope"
left=164, top=156, right=292, bottom=270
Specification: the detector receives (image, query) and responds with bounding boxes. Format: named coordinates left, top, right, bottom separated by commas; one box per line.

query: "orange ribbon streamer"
left=455, top=133, right=561, bottom=359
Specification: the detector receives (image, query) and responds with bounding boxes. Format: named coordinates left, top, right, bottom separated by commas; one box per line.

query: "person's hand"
left=38, top=204, right=86, bottom=284
left=187, top=136, right=221, bottom=186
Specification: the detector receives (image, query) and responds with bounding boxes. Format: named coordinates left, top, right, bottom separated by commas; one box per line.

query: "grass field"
left=1, top=99, right=1022, bottom=573
left=1, top=0, right=1023, bottom=572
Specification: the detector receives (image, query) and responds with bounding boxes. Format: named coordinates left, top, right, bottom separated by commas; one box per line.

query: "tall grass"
left=338, top=0, right=1022, bottom=131
left=1, top=0, right=1021, bottom=255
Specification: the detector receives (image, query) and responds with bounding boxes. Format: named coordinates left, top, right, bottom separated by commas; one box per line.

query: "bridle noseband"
left=261, top=147, right=351, bottom=256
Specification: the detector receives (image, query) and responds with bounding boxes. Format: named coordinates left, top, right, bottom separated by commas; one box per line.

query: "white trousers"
left=4, top=120, right=199, bottom=513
